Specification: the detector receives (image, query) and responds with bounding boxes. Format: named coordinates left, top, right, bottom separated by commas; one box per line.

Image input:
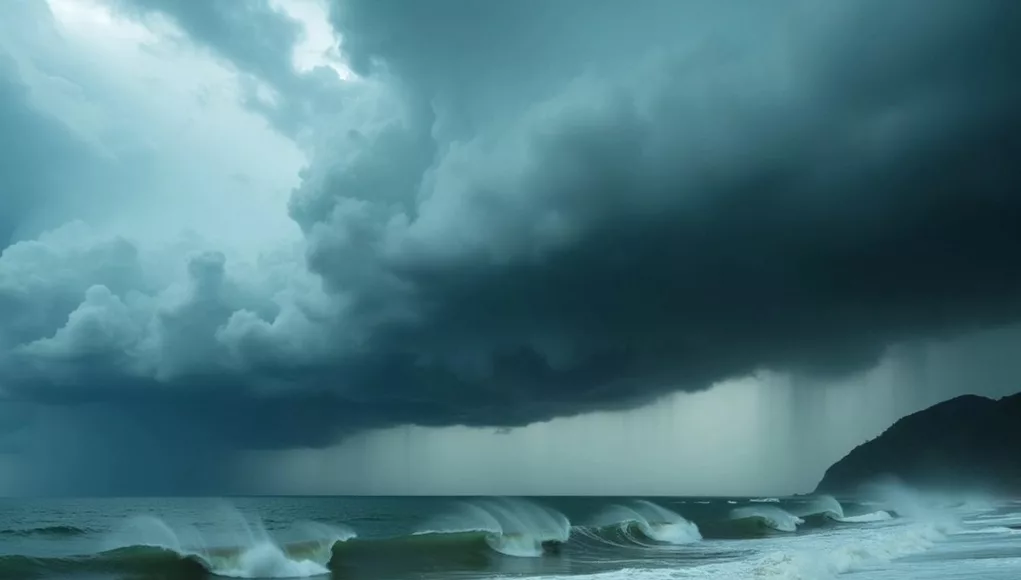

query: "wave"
left=413, top=498, right=571, bottom=557
left=797, top=495, right=845, bottom=521
left=0, top=524, right=93, bottom=537
left=333, top=529, right=570, bottom=573
left=519, top=520, right=947, bottom=580
left=794, top=496, right=894, bottom=527
left=839, top=511, right=894, bottom=524
left=750, top=522, right=945, bottom=579
left=96, top=513, right=352, bottom=578
left=586, top=500, right=702, bottom=546
left=967, top=514, right=1021, bottom=527
left=0, top=528, right=562, bottom=580
left=0, top=493, right=937, bottom=578
left=729, top=505, right=804, bottom=533
left=0, top=539, right=348, bottom=580
left=952, top=526, right=1021, bottom=536
left=0, top=546, right=211, bottom=580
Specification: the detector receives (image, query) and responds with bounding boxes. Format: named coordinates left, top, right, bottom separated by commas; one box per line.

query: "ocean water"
left=0, top=494, right=1018, bottom=580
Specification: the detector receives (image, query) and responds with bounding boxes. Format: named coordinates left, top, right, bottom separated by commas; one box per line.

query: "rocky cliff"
left=815, top=392, right=1021, bottom=494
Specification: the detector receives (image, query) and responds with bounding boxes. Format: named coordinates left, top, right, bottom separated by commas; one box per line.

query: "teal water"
left=0, top=495, right=1018, bottom=579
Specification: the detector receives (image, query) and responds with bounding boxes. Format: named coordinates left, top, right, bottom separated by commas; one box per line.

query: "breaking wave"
left=0, top=541, right=342, bottom=580
left=750, top=522, right=946, bottom=579
left=487, top=518, right=947, bottom=580
left=798, top=495, right=846, bottom=521
left=794, top=495, right=894, bottom=527
left=0, top=492, right=939, bottom=579
left=729, top=505, right=805, bottom=533
left=586, top=500, right=701, bottom=546
left=87, top=513, right=350, bottom=578
left=839, top=511, right=894, bottom=523
left=413, top=498, right=571, bottom=557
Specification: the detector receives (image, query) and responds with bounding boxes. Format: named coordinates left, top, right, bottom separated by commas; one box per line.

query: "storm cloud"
left=1, top=0, right=1021, bottom=492
left=0, top=55, right=105, bottom=246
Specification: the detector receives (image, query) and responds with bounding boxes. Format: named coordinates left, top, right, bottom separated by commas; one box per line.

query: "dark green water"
left=0, top=495, right=1017, bottom=580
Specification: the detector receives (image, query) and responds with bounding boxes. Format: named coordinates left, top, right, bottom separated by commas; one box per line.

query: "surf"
left=728, top=505, right=805, bottom=534
left=796, top=495, right=894, bottom=526
left=0, top=491, right=966, bottom=579
left=586, top=500, right=702, bottom=546
left=413, top=497, right=571, bottom=557
left=99, top=512, right=353, bottom=578
left=748, top=521, right=946, bottom=579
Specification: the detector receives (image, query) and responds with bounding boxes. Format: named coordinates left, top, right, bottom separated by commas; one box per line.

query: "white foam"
left=411, top=527, right=494, bottom=536
left=489, top=522, right=942, bottom=579
left=838, top=511, right=894, bottom=524
left=105, top=511, right=349, bottom=579
left=591, top=500, right=701, bottom=545
left=416, top=497, right=571, bottom=557
left=952, top=526, right=1021, bottom=536
left=730, top=505, right=804, bottom=532
left=210, top=542, right=329, bottom=579
left=495, top=515, right=954, bottom=580
left=966, top=514, right=1021, bottom=527
left=746, top=522, right=945, bottom=579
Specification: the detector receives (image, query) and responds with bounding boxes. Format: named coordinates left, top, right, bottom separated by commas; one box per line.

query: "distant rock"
left=815, top=392, right=1021, bottom=495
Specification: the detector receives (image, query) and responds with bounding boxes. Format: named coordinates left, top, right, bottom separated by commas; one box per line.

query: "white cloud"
left=270, top=0, right=349, bottom=77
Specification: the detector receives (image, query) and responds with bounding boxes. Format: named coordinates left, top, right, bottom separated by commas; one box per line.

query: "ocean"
left=0, top=494, right=1018, bottom=580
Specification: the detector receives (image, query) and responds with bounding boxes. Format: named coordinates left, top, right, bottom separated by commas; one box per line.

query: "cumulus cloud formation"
left=298, top=0, right=1021, bottom=422
left=1, top=0, right=1020, bottom=492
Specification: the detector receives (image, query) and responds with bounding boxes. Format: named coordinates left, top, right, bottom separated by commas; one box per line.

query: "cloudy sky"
left=0, top=0, right=1019, bottom=496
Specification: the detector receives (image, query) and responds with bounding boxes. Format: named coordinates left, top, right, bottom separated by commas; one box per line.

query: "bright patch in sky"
left=271, top=0, right=351, bottom=77
left=42, top=0, right=305, bottom=256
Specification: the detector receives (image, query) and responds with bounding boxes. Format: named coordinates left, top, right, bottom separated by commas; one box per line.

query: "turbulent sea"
left=0, top=494, right=1019, bottom=580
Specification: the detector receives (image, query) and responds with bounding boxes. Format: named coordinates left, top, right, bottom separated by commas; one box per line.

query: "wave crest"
left=102, top=514, right=353, bottom=578
left=839, top=511, right=894, bottom=524
left=799, top=495, right=845, bottom=521
left=797, top=496, right=895, bottom=526
left=730, top=505, right=804, bottom=533
left=587, top=500, right=701, bottom=546
left=415, top=498, right=571, bottom=557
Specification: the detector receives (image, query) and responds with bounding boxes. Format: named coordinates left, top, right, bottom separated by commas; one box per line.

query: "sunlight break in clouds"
left=270, top=0, right=351, bottom=78
left=44, top=0, right=305, bottom=254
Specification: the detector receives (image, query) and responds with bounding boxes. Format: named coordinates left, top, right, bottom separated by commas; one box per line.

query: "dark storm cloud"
left=3, top=0, right=1021, bottom=475
left=288, top=0, right=1021, bottom=421
left=0, top=53, right=105, bottom=248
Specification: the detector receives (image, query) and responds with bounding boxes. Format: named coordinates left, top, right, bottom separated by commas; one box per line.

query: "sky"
left=0, top=0, right=1019, bottom=496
